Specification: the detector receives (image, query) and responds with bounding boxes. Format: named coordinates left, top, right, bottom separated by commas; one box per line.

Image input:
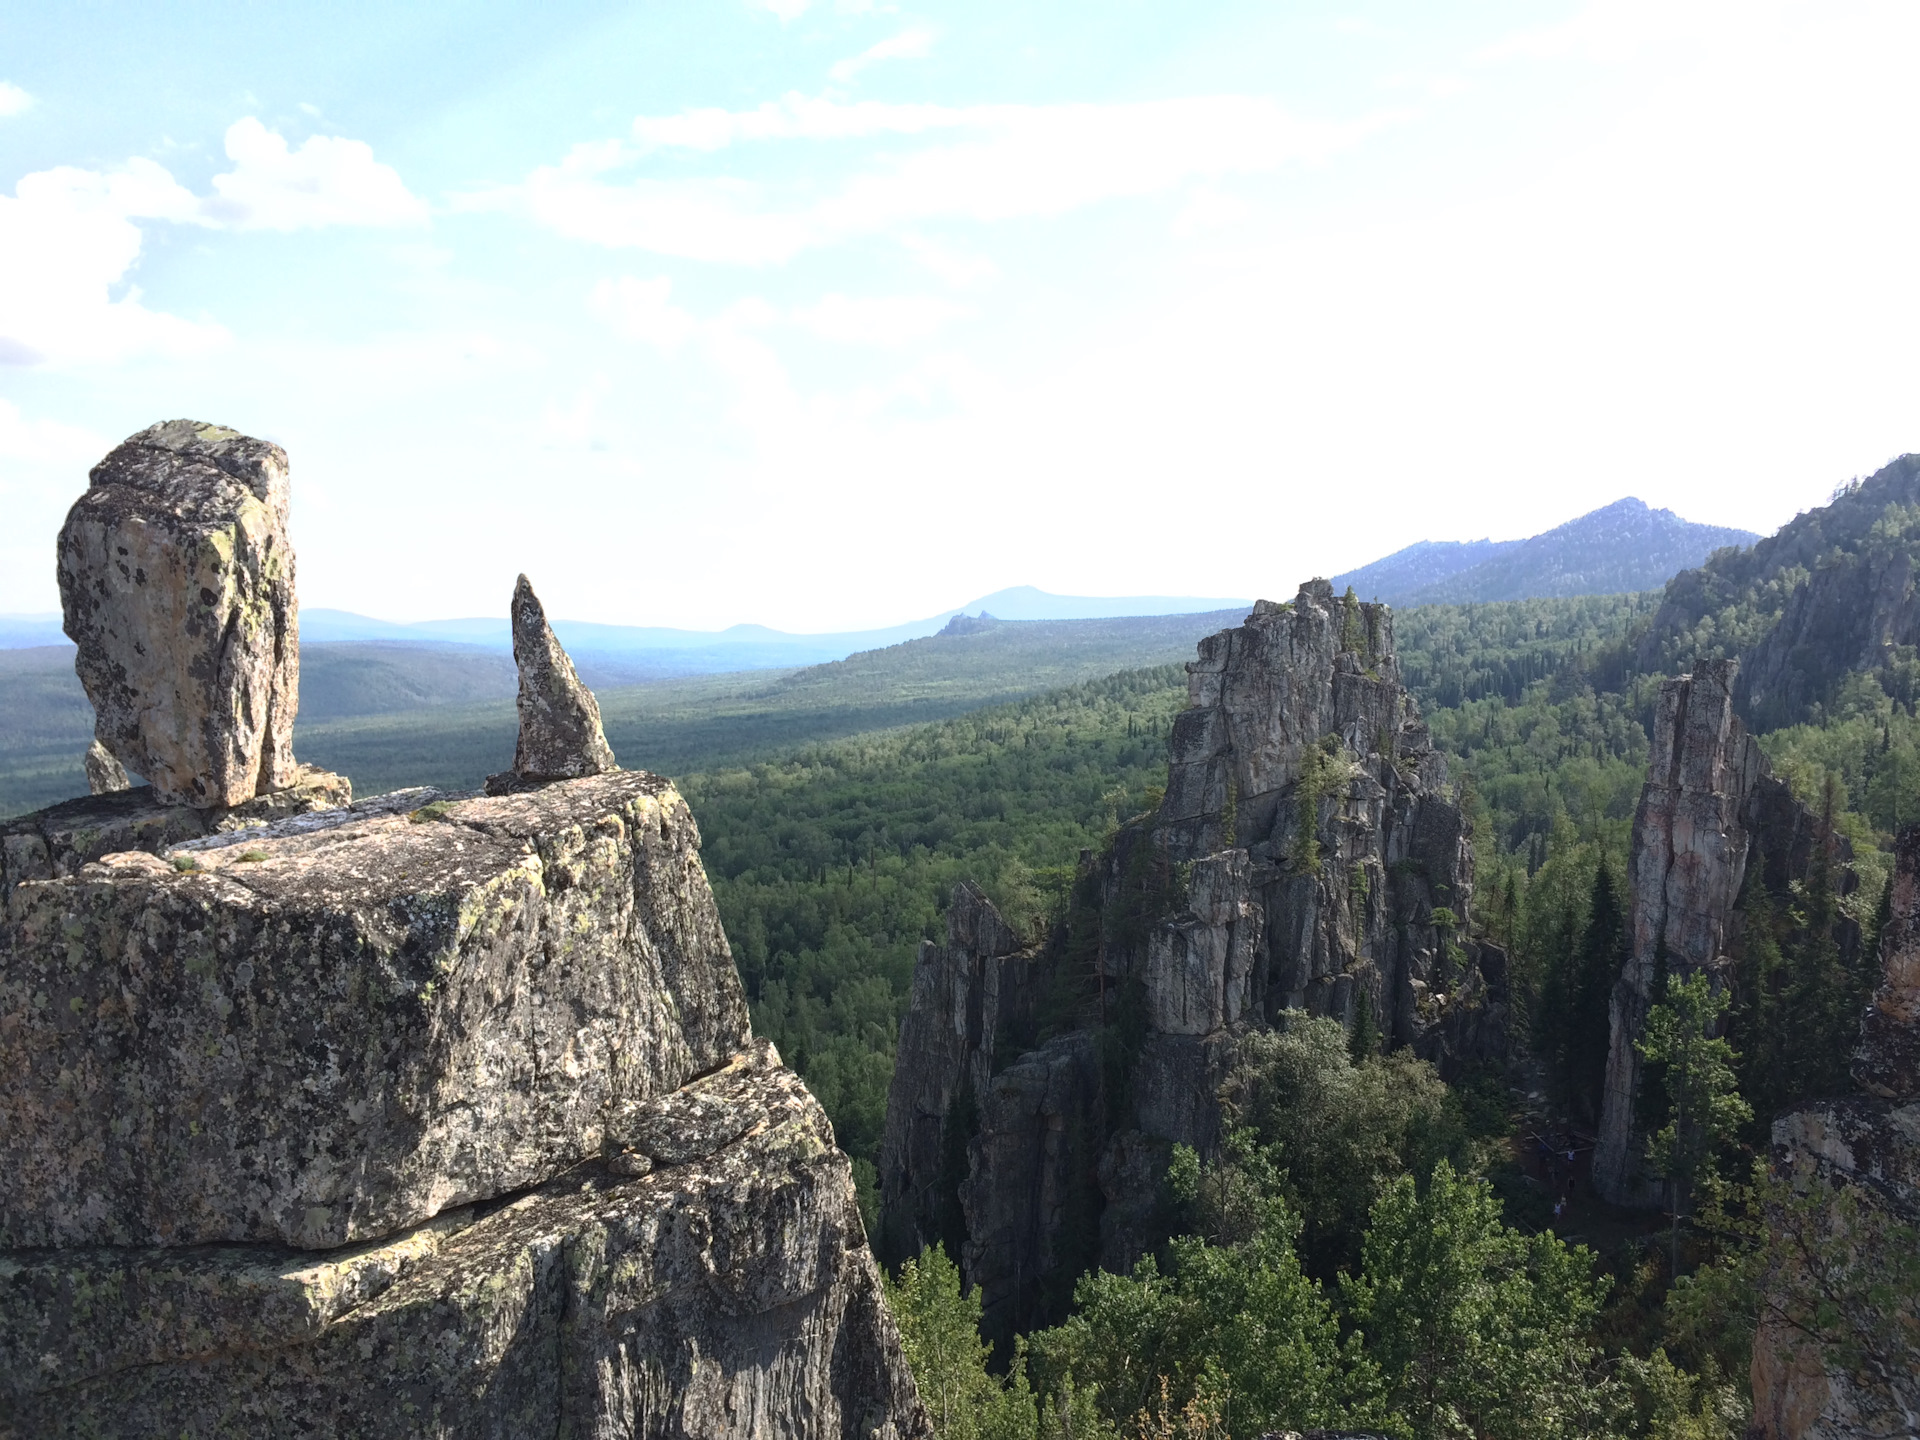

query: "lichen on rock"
left=57, top=420, right=303, bottom=808
left=495, top=572, right=617, bottom=786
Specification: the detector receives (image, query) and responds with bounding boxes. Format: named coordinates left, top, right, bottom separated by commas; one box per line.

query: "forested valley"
left=683, top=468, right=1920, bottom=1439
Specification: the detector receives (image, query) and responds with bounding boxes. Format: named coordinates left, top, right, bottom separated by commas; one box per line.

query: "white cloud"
left=748, top=0, right=812, bottom=20
left=593, top=275, right=699, bottom=350
left=0, top=120, right=425, bottom=366
left=791, top=292, right=969, bottom=346
left=0, top=81, right=31, bottom=117
left=0, top=160, right=226, bottom=365
left=205, top=118, right=428, bottom=231
left=631, top=93, right=970, bottom=151
left=0, top=399, right=106, bottom=464
left=829, top=26, right=937, bottom=83
left=900, top=232, right=998, bottom=289
left=504, top=94, right=1397, bottom=264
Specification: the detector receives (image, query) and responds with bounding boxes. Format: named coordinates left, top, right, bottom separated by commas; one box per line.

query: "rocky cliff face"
left=1593, top=660, right=1851, bottom=1206
left=3, top=421, right=927, bottom=1438
left=0, top=773, right=928, bottom=1438
left=879, top=580, right=1497, bottom=1341
left=1748, top=827, right=1920, bottom=1439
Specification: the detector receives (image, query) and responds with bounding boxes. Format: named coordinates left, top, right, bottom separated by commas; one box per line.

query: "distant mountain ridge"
left=1332, top=498, right=1756, bottom=606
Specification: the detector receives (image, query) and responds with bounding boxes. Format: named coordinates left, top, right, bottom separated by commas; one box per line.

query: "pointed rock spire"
left=506, top=574, right=616, bottom=782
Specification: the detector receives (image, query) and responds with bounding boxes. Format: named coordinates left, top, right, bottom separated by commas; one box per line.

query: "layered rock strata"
left=2, top=1042, right=927, bottom=1439
left=1749, top=826, right=1920, bottom=1439
left=57, top=421, right=303, bottom=808
left=1593, top=659, right=1850, bottom=1206
left=880, top=580, right=1493, bottom=1340
left=0, top=771, right=747, bottom=1250
left=1, top=773, right=927, bottom=1437
left=493, top=572, right=617, bottom=789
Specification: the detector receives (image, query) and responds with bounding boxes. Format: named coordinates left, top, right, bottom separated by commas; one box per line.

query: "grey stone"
left=500, top=573, right=616, bottom=783
left=0, top=767, right=352, bottom=900
left=57, top=420, right=301, bottom=808
left=0, top=770, right=749, bottom=1249
left=881, top=581, right=1490, bottom=1338
left=1593, top=660, right=1854, bottom=1205
left=0, top=1044, right=930, bottom=1440
left=83, top=740, right=128, bottom=794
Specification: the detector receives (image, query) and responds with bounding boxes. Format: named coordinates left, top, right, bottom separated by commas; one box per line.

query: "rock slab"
left=0, top=1044, right=929, bottom=1440
left=0, top=770, right=748, bottom=1249
left=57, top=420, right=301, bottom=808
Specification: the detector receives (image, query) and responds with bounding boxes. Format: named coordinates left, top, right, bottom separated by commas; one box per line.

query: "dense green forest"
left=671, top=578, right=1912, bottom=1439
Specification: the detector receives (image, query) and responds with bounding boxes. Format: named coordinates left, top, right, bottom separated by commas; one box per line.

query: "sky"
left=2, top=0, right=1917, bottom=631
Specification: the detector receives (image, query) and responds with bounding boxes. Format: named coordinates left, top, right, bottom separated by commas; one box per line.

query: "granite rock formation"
left=58, top=420, right=302, bottom=808
left=0, top=772, right=748, bottom=1250
left=1748, top=826, right=1920, bottom=1439
left=501, top=573, right=617, bottom=784
left=10, top=441, right=924, bottom=1434
left=0, top=766, right=352, bottom=897
left=83, top=739, right=129, bottom=794
left=1593, top=660, right=1852, bottom=1206
left=2, top=1041, right=927, bottom=1439
left=1, top=773, right=927, bottom=1437
left=880, top=580, right=1494, bottom=1339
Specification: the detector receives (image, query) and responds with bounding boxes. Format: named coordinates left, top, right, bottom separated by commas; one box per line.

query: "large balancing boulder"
left=0, top=771, right=751, bottom=1249
left=57, top=419, right=301, bottom=808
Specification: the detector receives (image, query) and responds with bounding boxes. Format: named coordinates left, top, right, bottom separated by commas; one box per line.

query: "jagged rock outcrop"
left=1, top=1042, right=927, bottom=1439
left=0, top=772, right=748, bottom=1250
left=9, top=448, right=925, bottom=1434
left=0, top=773, right=927, bottom=1437
left=877, top=882, right=1039, bottom=1262
left=57, top=420, right=302, bottom=807
left=1749, top=827, right=1920, bottom=1439
left=496, top=573, right=616, bottom=786
left=83, top=739, right=128, bottom=794
left=1593, top=659, right=1852, bottom=1206
left=881, top=580, right=1494, bottom=1340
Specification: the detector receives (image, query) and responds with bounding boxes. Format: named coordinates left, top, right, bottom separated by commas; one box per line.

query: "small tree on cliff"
left=1637, top=974, right=1751, bottom=1269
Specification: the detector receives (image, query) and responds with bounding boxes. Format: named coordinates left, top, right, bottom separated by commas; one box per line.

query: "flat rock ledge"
left=0, top=764, right=351, bottom=896
left=0, top=770, right=750, bottom=1249
left=0, top=1045, right=929, bottom=1440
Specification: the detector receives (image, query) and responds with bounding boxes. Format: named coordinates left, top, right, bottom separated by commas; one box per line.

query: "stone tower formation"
left=1, top=422, right=927, bottom=1437
left=879, top=580, right=1506, bottom=1342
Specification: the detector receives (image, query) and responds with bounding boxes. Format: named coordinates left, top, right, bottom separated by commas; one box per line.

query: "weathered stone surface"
left=960, top=1032, right=1101, bottom=1339
left=500, top=573, right=616, bottom=783
left=1594, top=660, right=1853, bottom=1205
left=82, top=740, right=128, bottom=794
left=882, top=581, right=1488, bottom=1339
left=1, top=1045, right=930, bottom=1440
left=0, top=770, right=748, bottom=1249
left=57, top=420, right=301, bottom=808
left=877, top=881, right=1040, bottom=1262
left=0, top=767, right=352, bottom=902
